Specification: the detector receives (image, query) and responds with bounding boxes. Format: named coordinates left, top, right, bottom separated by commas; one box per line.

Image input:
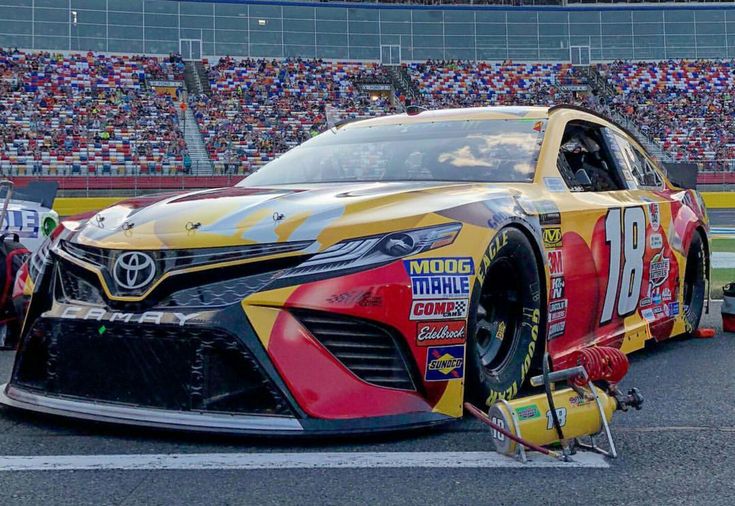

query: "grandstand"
left=1, top=0, right=735, bottom=191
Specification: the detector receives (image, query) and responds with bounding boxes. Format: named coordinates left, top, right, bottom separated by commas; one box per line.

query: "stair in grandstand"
left=387, top=65, right=421, bottom=107
left=183, top=61, right=211, bottom=96
left=181, top=105, right=213, bottom=175
left=586, top=67, right=674, bottom=164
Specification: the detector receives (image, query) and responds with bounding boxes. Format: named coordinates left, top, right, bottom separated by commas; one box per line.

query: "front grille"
left=14, top=319, right=293, bottom=416
left=294, top=310, right=416, bottom=390
left=58, top=240, right=313, bottom=297
left=156, top=271, right=282, bottom=309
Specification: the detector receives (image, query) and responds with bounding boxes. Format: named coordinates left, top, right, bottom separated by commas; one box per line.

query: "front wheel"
left=466, top=227, right=543, bottom=406
left=683, top=230, right=706, bottom=334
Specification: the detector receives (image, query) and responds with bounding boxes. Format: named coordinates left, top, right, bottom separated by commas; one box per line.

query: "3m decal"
left=410, top=299, right=469, bottom=320
left=649, top=233, right=663, bottom=249
left=547, top=250, right=563, bottom=277
left=405, top=257, right=474, bottom=276
left=550, top=277, right=565, bottom=299
left=601, top=207, right=645, bottom=324
left=425, top=345, right=465, bottom=381
left=648, top=202, right=661, bottom=231
left=515, top=404, right=541, bottom=421
left=416, top=321, right=466, bottom=346
left=410, top=276, right=470, bottom=299
left=542, top=227, right=562, bottom=249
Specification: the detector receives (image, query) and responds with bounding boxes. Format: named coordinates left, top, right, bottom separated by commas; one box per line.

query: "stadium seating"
left=0, top=49, right=187, bottom=176
left=599, top=60, right=735, bottom=170
left=190, top=57, right=396, bottom=174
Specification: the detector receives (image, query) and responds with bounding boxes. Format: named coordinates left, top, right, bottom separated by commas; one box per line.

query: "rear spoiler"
left=11, top=181, right=58, bottom=209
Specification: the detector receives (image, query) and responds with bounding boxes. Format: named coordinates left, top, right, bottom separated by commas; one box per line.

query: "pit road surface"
left=0, top=305, right=733, bottom=505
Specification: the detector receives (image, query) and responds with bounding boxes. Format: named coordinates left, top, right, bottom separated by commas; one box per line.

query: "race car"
left=0, top=106, right=709, bottom=435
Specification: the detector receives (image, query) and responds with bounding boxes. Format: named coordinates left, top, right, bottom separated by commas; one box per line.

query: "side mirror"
left=575, top=169, right=592, bottom=187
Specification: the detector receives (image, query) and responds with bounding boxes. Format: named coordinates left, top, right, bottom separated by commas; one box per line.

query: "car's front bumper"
left=0, top=384, right=452, bottom=436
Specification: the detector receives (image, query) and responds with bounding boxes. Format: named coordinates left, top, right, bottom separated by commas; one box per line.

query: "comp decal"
left=410, top=299, right=469, bottom=320
left=404, top=257, right=474, bottom=299
left=425, top=345, right=465, bottom=381
left=416, top=321, right=466, bottom=346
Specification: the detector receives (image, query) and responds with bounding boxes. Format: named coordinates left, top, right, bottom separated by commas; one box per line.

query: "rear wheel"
left=683, top=231, right=706, bottom=334
left=467, top=228, right=543, bottom=406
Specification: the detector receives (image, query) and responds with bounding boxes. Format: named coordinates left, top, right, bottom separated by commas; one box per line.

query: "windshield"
left=238, top=118, right=546, bottom=186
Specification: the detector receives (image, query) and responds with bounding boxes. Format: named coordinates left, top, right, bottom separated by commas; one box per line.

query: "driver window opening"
left=557, top=121, right=627, bottom=193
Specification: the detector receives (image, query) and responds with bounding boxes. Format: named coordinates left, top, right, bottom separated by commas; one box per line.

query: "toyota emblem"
left=113, top=252, right=156, bottom=290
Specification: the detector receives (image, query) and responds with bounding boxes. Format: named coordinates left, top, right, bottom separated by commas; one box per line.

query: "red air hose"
left=570, top=347, right=629, bottom=387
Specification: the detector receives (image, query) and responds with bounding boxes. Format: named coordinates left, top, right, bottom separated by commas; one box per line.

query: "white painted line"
left=0, top=451, right=609, bottom=471
left=712, top=252, right=735, bottom=269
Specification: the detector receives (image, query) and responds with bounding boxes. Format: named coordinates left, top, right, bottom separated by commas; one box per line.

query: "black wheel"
left=683, top=230, right=706, bottom=334
left=467, top=227, right=543, bottom=407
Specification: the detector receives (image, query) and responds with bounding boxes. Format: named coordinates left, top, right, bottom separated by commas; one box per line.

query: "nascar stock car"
left=0, top=106, right=708, bottom=435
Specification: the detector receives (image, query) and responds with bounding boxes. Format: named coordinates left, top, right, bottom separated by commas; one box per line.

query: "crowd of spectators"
left=599, top=59, right=735, bottom=171
left=407, top=60, right=581, bottom=108
left=0, top=49, right=187, bottom=176
left=191, top=57, right=396, bottom=174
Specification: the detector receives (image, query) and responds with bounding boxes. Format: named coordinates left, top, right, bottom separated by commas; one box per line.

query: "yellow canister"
left=487, top=387, right=618, bottom=456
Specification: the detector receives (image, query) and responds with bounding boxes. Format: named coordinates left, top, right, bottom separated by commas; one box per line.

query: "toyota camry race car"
left=0, top=106, right=709, bottom=435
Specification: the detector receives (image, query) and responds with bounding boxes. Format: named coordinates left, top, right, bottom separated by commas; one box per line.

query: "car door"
left=543, top=119, right=656, bottom=361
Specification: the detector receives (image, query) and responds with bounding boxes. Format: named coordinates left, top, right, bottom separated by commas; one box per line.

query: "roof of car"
left=343, top=105, right=551, bottom=128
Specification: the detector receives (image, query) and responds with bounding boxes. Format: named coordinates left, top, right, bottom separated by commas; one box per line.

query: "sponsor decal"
left=410, top=276, right=470, bottom=299
left=549, top=299, right=567, bottom=313
left=570, top=395, right=591, bottom=407
left=662, top=288, right=672, bottom=302
left=495, top=321, right=506, bottom=341
left=477, top=231, right=508, bottom=285
left=416, top=321, right=466, bottom=346
left=326, top=289, right=382, bottom=307
left=549, top=321, right=566, bottom=338
left=425, top=345, right=465, bottom=381
left=410, top=299, right=469, bottom=320
left=640, top=297, right=651, bottom=307
left=2, top=208, right=40, bottom=239
left=652, top=305, right=664, bottom=316
left=550, top=277, right=565, bottom=300
left=549, top=309, right=566, bottom=323
left=649, top=254, right=671, bottom=288
left=663, top=303, right=670, bottom=317
left=547, top=250, right=563, bottom=277
left=60, top=306, right=200, bottom=327
left=405, top=257, right=474, bottom=276
left=669, top=301, right=680, bottom=316
left=515, top=404, right=541, bottom=421
left=534, top=200, right=562, bottom=227
left=652, top=292, right=662, bottom=305
left=641, top=308, right=655, bottom=322
left=542, top=227, right=563, bottom=249
left=648, top=202, right=661, bottom=231
left=649, top=233, right=663, bottom=249
left=544, top=177, right=566, bottom=193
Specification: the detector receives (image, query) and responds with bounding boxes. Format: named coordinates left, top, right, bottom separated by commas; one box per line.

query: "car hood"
left=69, top=182, right=524, bottom=251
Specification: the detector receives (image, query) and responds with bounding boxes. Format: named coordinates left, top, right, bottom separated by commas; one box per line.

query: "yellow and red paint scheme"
left=1, top=106, right=708, bottom=433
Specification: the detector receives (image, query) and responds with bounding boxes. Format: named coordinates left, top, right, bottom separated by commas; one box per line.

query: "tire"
left=467, top=227, right=543, bottom=407
left=683, top=230, right=706, bottom=334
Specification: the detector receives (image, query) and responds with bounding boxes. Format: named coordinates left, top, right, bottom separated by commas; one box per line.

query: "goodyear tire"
left=683, top=230, right=706, bottom=334
left=467, top=227, right=543, bottom=407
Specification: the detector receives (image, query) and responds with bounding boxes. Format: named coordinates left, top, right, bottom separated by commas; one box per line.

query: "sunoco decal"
left=410, top=299, right=468, bottom=320
left=416, top=321, right=466, bottom=346
left=425, top=345, right=465, bottom=381
left=404, top=257, right=473, bottom=299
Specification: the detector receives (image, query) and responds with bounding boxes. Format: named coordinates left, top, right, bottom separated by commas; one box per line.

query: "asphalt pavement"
left=0, top=303, right=733, bottom=505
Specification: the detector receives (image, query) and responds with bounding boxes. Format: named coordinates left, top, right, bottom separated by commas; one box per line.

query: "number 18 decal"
left=601, top=207, right=645, bottom=324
